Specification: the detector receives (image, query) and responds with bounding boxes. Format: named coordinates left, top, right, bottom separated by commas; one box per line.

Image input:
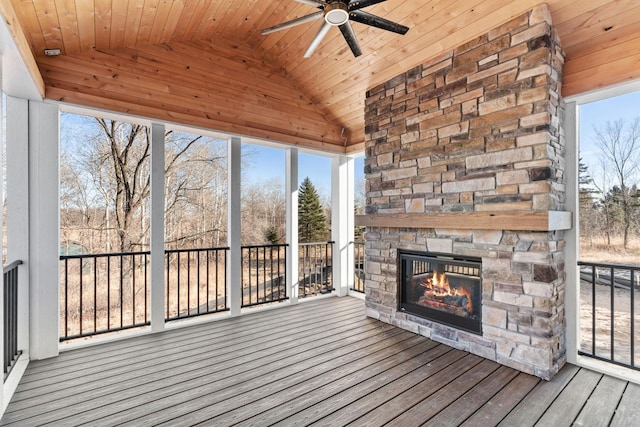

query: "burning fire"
left=421, top=271, right=473, bottom=313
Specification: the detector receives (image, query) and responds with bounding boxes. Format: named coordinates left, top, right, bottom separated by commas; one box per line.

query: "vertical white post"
left=0, top=62, right=4, bottom=410
left=228, top=137, right=242, bottom=315
left=28, top=100, right=59, bottom=360
left=6, top=96, right=30, bottom=354
left=286, top=148, right=299, bottom=303
left=565, top=101, right=579, bottom=365
left=150, top=123, right=165, bottom=333
left=331, top=156, right=354, bottom=297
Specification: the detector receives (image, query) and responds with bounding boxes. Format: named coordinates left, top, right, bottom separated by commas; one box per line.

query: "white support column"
left=28, top=100, right=59, bottom=360
left=331, top=156, right=354, bottom=297
left=286, top=148, right=299, bottom=303
left=6, top=96, right=30, bottom=354
left=150, top=123, right=165, bottom=332
left=565, top=101, right=579, bottom=365
left=0, top=62, right=4, bottom=411
left=228, top=137, right=242, bottom=315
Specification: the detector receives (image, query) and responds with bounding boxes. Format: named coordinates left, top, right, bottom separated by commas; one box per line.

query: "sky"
left=242, top=143, right=364, bottom=201
left=578, top=90, right=640, bottom=160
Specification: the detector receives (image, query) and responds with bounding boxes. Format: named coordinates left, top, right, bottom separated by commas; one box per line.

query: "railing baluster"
left=197, top=250, right=201, bottom=314
left=632, top=269, right=635, bottom=368
left=132, top=254, right=136, bottom=326
left=611, top=266, right=615, bottom=361
left=592, top=265, right=596, bottom=357
left=578, top=260, right=639, bottom=372
left=145, top=253, right=148, bottom=324
left=93, top=257, right=97, bottom=334
left=79, top=258, right=83, bottom=337
left=4, top=260, right=23, bottom=379
left=64, top=258, right=69, bottom=339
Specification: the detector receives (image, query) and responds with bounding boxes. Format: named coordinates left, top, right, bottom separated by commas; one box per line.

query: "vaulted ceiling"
left=3, top=0, right=640, bottom=153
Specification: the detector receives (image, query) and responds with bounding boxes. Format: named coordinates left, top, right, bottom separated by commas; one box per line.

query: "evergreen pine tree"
left=298, top=177, right=327, bottom=243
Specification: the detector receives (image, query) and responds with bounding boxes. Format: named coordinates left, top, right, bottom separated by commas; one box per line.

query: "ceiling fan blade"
left=261, top=11, right=323, bottom=35
left=349, top=10, right=409, bottom=35
left=295, top=0, right=325, bottom=6
left=348, top=0, right=388, bottom=11
left=304, top=21, right=331, bottom=58
left=339, top=21, right=362, bottom=57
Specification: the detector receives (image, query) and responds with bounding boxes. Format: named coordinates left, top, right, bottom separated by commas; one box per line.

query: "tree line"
left=580, top=118, right=640, bottom=250
left=60, top=114, right=332, bottom=255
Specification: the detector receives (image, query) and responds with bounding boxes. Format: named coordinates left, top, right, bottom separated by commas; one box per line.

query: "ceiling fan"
left=261, top=0, right=409, bottom=58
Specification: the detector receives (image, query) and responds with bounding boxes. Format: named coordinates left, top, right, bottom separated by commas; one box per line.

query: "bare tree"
left=593, top=118, right=640, bottom=248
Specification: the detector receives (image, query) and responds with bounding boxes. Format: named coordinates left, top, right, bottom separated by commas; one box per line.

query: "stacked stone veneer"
left=363, top=5, right=567, bottom=380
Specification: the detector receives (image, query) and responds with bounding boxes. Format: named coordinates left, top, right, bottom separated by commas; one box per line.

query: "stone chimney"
left=360, top=4, right=568, bottom=380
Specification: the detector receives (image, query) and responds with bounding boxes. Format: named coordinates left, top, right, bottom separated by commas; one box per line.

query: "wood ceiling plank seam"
left=9, top=0, right=47, bottom=56
left=137, top=41, right=325, bottom=107
left=566, top=21, right=640, bottom=61
left=73, top=0, right=95, bottom=52
left=147, top=0, right=172, bottom=45
left=46, top=86, right=347, bottom=152
left=44, top=75, right=341, bottom=143
left=549, top=0, right=607, bottom=25
left=55, top=47, right=334, bottom=122
left=32, top=0, right=64, bottom=52
left=93, top=0, right=112, bottom=51
left=563, top=50, right=640, bottom=97
left=554, top=0, right=638, bottom=34
left=39, top=57, right=171, bottom=93
left=49, top=87, right=345, bottom=153
left=170, top=0, right=206, bottom=42
left=54, top=0, right=83, bottom=54
left=236, top=0, right=287, bottom=45
left=133, top=0, right=159, bottom=47
left=564, top=32, right=640, bottom=75
left=158, top=0, right=184, bottom=42
left=558, top=5, right=640, bottom=50
left=123, top=0, right=144, bottom=49
left=210, top=0, right=252, bottom=40
left=108, top=0, right=128, bottom=49
left=171, top=39, right=316, bottom=97
left=88, top=44, right=300, bottom=103
left=191, top=0, right=228, bottom=40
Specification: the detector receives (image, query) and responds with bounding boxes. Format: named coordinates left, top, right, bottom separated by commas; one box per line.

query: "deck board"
left=2, top=296, right=640, bottom=426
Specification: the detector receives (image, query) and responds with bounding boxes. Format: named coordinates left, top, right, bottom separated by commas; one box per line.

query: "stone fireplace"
left=357, top=5, right=570, bottom=380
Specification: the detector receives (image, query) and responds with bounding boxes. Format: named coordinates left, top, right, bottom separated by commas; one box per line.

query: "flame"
left=422, top=271, right=473, bottom=313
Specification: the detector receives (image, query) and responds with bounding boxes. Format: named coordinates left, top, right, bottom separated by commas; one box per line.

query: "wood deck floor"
left=2, top=296, right=639, bottom=426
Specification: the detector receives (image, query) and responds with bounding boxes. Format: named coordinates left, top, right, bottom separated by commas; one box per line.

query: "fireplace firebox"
left=398, top=250, right=482, bottom=334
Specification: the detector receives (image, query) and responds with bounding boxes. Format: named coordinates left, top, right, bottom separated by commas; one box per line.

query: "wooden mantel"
left=354, top=211, right=572, bottom=232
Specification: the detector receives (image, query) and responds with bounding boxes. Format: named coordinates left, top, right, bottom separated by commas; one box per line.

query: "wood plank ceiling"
left=5, top=0, right=640, bottom=153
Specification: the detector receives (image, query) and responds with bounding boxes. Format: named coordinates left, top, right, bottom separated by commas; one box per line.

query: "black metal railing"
left=578, top=260, right=640, bottom=370
left=60, top=251, right=151, bottom=341
left=4, top=260, right=23, bottom=380
left=351, top=241, right=365, bottom=294
left=165, top=247, right=229, bottom=321
left=299, top=241, right=334, bottom=298
left=241, top=244, right=288, bottom=308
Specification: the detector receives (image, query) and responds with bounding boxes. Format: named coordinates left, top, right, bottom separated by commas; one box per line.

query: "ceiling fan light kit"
left=261, top=0, right=409, bottom=58
left=324, top=2, right=349, bottom=26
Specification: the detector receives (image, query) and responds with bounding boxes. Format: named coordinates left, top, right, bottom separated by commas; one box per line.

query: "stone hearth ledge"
left=355, top=211, right=572, bottom=231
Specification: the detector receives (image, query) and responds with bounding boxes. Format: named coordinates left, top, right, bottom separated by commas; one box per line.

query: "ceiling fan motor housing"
left=324, top=1, right=349, bottom=26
